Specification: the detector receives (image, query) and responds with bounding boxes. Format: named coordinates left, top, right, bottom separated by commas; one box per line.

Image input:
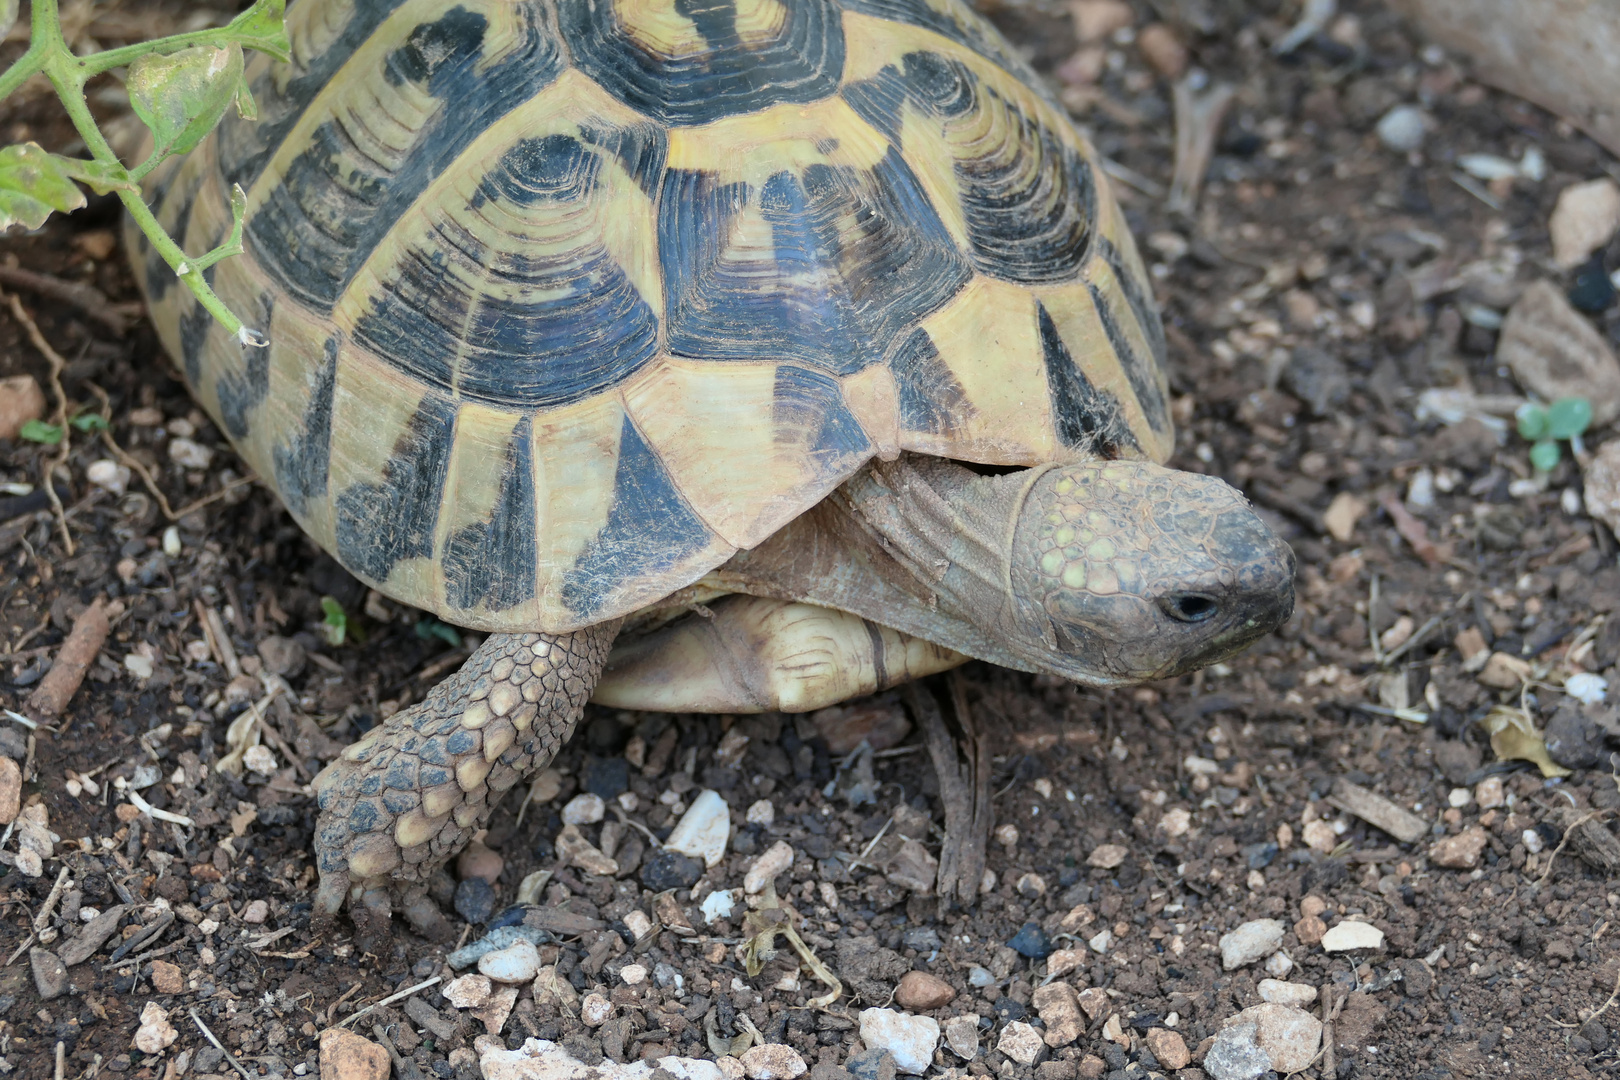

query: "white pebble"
left=1219, top=919, right=1285, bottom=970
left=581, top=993, right=613, bottom=1027
left=444, top=974, right=492, bottom=1009
left=1567, top=672, right=1609, bottom=705
left=1448, top=787, right=1471, bottom=809
left=616, top=791, right=639, bottom=812
left=242, top=745, right=277, bottom=776
left=162, top=525, right=182, bottom=557
left=1320, top=921, right=1385, bottom=952
left=1264, top=951, right=1294, bottom=978
left=1257, top=979, right=1318, bottom=1007
left=744, top=841, right=794, bottom=895
left=479, top=940, right=541, bottom=984
left=561, top=793, right=605, bottom=825
left=619, top=963, right=648, bottom=986
left=665, top=789, right=731, bottom=867
left=701, top=889, right=737, bottom=925
left=746, top=799, right=775, bottom=826
left=168, top=437, right=214, bottom=470
left=86, top=459, right=130, bottom=496
left=1377, top=105, right=1428, bottom=152
left=858, top=1008, right=941, bottom=1075
left=624, top=909, right=653, bottom=941
left=1523, top=828, right=1545, bottom=854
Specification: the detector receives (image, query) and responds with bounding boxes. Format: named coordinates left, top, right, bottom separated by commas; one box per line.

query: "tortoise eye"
left=1161, top=593, right=1218, bottom=624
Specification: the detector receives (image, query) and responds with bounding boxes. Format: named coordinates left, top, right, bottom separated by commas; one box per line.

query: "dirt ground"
left=4, top=1, right=1620, bottom=1077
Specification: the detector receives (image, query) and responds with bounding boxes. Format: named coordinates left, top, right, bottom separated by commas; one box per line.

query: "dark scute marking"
left=381, top=789, right=418, bottom=814
left=864, top=618, right=888, bottom=689
left=840, top=0, right=1041, bottom=86
left=419, top=764, right=452, bottom=786
left=358, top=772, right=383, bottom=796
left=384, top=755, right=419, bottom=789
left=841, top=66, right=909, bottom=143
left=333, top=393, right=456, bottom=584
left=578, top=123, right=668, bottom=200
left=901, top=50, right=977, bottom=116
left=444, top=416, right=539, bottom=611
left=560, top=416, right=712, bottom=621
left=273, top=336, right=338, bottom=518
left=558, top=0, right=845, bottom=126
left=1037, top=302, right=1138, bottom=456
left=347, top=800, right=380, bottom=832
left=889, top=327, right=972, bottom=437
left=352, top=139, right=659, bottom=408
left=1097, top=236, right=1169, bottom=433
left=217, top=0, right=415, bottom=192
left=445, top=728, right=478, bottom=755
left=216, top=291, right=276, bottom=440
left=772, top=365, right=872, bottom=463
left=1086, top=281, right=1170, bottom=438
left=245, top=5, right=563, bottom=311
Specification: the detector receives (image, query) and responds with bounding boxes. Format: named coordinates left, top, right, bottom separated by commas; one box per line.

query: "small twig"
left=337, top=975, right=443, bottom=1029
left=125, top=789, right=194, bottom=827
left=323, top=982, right=366, bottom=1026
left=0, top=265, right=136, bottom=334
left=190, top=1008, right=255, bottom=1080
left=54, top=1040, right=65, bottom=1080
left=33, top=866, right=71, bottom=934
left=4, top=931, right=36, bottom=967
left=1381, top=615, right=1444, bottom=668
left=27, top=596, right=118, bottom=719
left=1168, top=78, right=1235, bottom=215
left=1536, top=809, right=1611, bottom=886
left=3, top=288, right=73, bottom=555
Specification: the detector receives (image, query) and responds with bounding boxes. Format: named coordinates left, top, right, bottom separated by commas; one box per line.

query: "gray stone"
left=1202, top=1021, right=1271, bottom=1080
left=30, top=948, right=67, bottom=1001
left=1219, top=919, right=1285, bottom=970
left=858, top=1009, right=940, bottom=1075
left=58, top=904, right=127, bottom=966
left=1545, top=703, right=1604, bottom=769
left=1376, top=105, right=1428, bottom=151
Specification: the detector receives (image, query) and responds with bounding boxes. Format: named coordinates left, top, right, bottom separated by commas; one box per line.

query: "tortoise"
left=130, top=0, right=1295, bottom=936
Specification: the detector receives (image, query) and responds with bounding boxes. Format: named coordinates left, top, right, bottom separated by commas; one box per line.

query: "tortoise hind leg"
left=311, top=626, right=617, bottom=939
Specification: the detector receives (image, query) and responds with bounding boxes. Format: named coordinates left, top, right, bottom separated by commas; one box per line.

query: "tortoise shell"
left=132, top=0, right=1172, bottom=634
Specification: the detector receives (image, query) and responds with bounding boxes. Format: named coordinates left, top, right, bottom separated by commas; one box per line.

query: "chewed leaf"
left=128, top=44, right=245, bottom=160
left=0, top=144, right=88, bottom=231
left=1482, top=705, right=1572, bottom=779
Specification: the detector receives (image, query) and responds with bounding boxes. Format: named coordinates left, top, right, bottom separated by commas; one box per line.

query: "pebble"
left=445, top=974, right=493, bottom=1009
left=1546, top=703, right=1605, bottom=768
left=1071, top=0, right=1133, bottom=43
left=151, top=960, right=184, bottom=994
left=455, top=877, right=497, bottom=924
left=583, top=757, right=629, bottom=799
left=858, top=1008, right=940, bottom=1075
left=1226, top=1003, right=1323, bottom=1074
left=1015, top=872, right=1046, bottom=898
left=641, top=849, right=705, bottom=891
left=1264, top=951, right=1294, bottom=978
left=1376, top=105, right=1429, bottom=152
left=1475, top=775, right=1506, bottom=810
left=134, top=1002, right=178, bottom=1055
left=582, top=993, right=613, bottom=1027
left=480, top=1040, right=728, bottom=1080
left=739, top=1044, right=807, bottom=1080
left=555, top=824, right=618, bottom=876
left=1428, top=827, right=1489, bottom=869
left=1086, top=843, right=1127, bottom=869
left=884, top=838, right=937, bottom=893
left=1321, top=492, right=1365, bottom=542
left=1077, top=987, right=1110, bottom=1020
left=1499, top=280, right=1620, bottom=426
left=1136, top=23, right=1188, bottom=78
left=1321, top=921, right=1385, bottom=952
left=1550, top=178, right=1620, bottom=268
left=1258, top=979, right=1318, bottom=1007
left=993, top=823, right=1018, bottom=848
left=620, top=963, right=648, bottom=985
left=449, top=926, right=552, bottom=970
left=1031, top=983, right=1083, bottom=1046
left=528, top=769, right=563, bottom=805
left=996, top=1020, right=1045, bottom=1066
left=86, top=459, right=130, bottom=496
left=561, top=793, right=605, bottom=825
left=479, top=939, right=542, bottom=984
left=319, top=1028, right=389, bottom=1080
left=665, top=789, right=731, bottom=867
left=845, top=1048, right=895, bottom=1080
left=458, top=841, right=505, bottom=884
left=257, top=635, right=306, bottom=677
left=1203, top=1020, right=1271, bottom=1080
left=1586, top=440, right=1620, bottom=535
left=0, top=375, right=46, bottom=441
left=0, top=757, right=20, bottom=825
left=1144, top=1029, right=1190, bottom=1070
left=813, top=699, right=912, bottom=754
left=966, top=965, right=995, bottom=988
left=59, top=904, right=126, bottom=966
left=1006, top=922, right=1053, bottom=959
left=942, top=1014, right=980, bottom=1059
left=894, top=971, right=956, bottom=1010
left=1086, top=927, right=1112, bottom=954
left=744, top=841, right=795, bottom=894
left=701, top=888, right=737, bottom=924
left=624, top=909, right=654, bottom=941
left=746, top=799, right=775, bottom=826
left=1046, top=947, right=1085, bottom=978
left=168, top=437, right=215, bottom=470
left=30, top=948, right=67, bottom=1000
left=532, top=966, right=579, bottom=1008
left=238, top=898, right=270, bottom=925
left=1219, top=919, right=1285, bottom=970
left=471, top=985, right=520, bottom=1034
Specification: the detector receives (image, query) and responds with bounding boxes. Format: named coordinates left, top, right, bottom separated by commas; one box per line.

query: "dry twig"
left=0, top=265, right=136, bottom=334
left=3, top=288, right=73, bottom=554
left=27, top=597, right=118, bottom=718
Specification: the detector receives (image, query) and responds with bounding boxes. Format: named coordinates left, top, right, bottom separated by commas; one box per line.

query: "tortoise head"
left=1008, top=460, right=1295, bottom=684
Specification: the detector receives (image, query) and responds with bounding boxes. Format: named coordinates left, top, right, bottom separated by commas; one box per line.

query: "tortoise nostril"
left=1163, top=593, right=1218, bottom=624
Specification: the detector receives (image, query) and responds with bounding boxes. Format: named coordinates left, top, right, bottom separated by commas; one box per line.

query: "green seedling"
left=415, top=618, right=463, bottom=649
left=0, top=0, right=288, bottom=341
left=319, top=596, right=348, bottom=648
left=17, top=409, right=110, bottom=443
left=1516, top=396, right=1592, bottom=472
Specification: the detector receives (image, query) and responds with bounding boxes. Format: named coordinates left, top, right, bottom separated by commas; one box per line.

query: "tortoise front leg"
left=311, top=626, right=617, bottom=939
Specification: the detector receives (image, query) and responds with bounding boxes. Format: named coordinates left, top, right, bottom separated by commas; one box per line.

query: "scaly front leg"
left=311, top=626, right=617, bottom=942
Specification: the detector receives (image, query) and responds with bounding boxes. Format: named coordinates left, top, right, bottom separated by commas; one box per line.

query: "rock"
left=0, top=375, right=46, bottom=442
left=257, top=635, right=306, bottom=677
left=885, top=838, right=938, bottom=894
left=0, top=757, right=20, bottom=826
left=529, top=768, right=563, bottom=805
left=996, top=1020, right=1046, bottom=1066
left=665, top=789, right=730, bottom=867
left=1320, top=920, right=1386, bottom=952
left=700, top=888, right=738, bottom=925
left=1136, top=23, right=1187, bottom=78
left=1499, top=280, right=1620, bottom=426
left=455, top=877, right=497, bottom=923
left=319, top=1028, right=389, bottom=1080
left=858, top=1008, right=940, bottom=1075
left=479, top=939, right=542, bottom=984
left=1031, top=983, right=1084, bottom=1047
left=471, top=985, right=520, bottom=1034
left=894, top=971, right=955, bottom=1010
left=1428, top=827, right=1489, bottom=869
left=583, top=757, right=630, bottom=799
left=745, top=841, right=795, bottom=894
left=1225, top=1003, right=1322, bottom=1074
left=1086, top=843, right=1127, bottom=869
left=458, top=841, right=505, bottom=885
left=555, top=824, right=618, bottom=876
left=1398, top=958, right=1435, bottom=997
left=1333, top=992, right=1387, bottom=1052
left=740, top=1044, right=808, bottom=1080
left=1258, top=979, right=1318, bottom=1007
left=1046, top=948, right=1085, bottom=978
left=30, top=949, right=67, bottom=1000
left=1546, top=702, right=1605, bottom=768
left=1581, top=1017, right=1612, bottom=1053
left=1077, top=987, right=1110, bottom=1020
left=1321, top=492, right=1366, bottom=542
left=562, top=793, right=605, bottom=825
left=844, top=1049, right=894, bottom=1080
left=59, top=904, right=127, bottom=966
left=1144, top=1029, right=1189, bottom=1070
left=942, top=1014, right=980, bottom=1059
left=150, top=960, right=184, bottom=995
left=1478, top=651, right=1533, bottom=689
left=86, top=459, right=130, bottom=496
left=240, top=899, right=270, bottom=924
left=449, top=926, right=552, bottom=970
left=747, top=799, right=775, bottom=826
left=813, top=699, right=911, bottom=754
left=1588, top=440, right=1620, bottom=535
left=581, top=993, right=613, bottom=1027
left=1376, top=105, right=1428, bottom=151
left=480, top=1038, right=728, bottom=1080
left=1294, top=915, right=1327, bottom=947
left=1006, top=922, right=1053, bottom=958
left=134, top=1002, right=178, bottom=1055
left=1071, top=0, right=1133, bottom=43
left=1550, top=178, right=1620, bottom=268
left=532, top=966, right=579, bottom=1009
left=641, top=849, right=705, bottom=891
left=1264, top=951, right=1294, bottom=978
left=1203, top=1021, right=1271, bottom=1080
left=445, top=974, right=493, bottom=1009
left=1219, top=920, right=1285, bottom=970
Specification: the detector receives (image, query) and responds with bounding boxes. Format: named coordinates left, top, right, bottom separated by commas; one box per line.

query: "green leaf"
left=1515, top=402, right=1548, bottom=441
left=1529, top=438, right=1561, bottom=472
left=52, top=156, right=136, bottom=196
left=319, top=596, right=347, bottom=647
left=1547, top=397, right=1592, bottom=441
left=225, top=0, right=292, bottom=61
left=127, top=43, right=245, bottom=161
left=18, top=419, right=63, bottom=444
left=70, top=413, right=109, bottom=433
left=0, top=143, right=88, bottom=231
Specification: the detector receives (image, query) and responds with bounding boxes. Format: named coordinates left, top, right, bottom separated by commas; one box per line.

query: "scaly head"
left=1008, top=460, right=1295, bottom=684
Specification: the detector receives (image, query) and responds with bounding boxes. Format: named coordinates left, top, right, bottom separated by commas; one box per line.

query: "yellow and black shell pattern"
left=132, top=0, right=1172, bottom=635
